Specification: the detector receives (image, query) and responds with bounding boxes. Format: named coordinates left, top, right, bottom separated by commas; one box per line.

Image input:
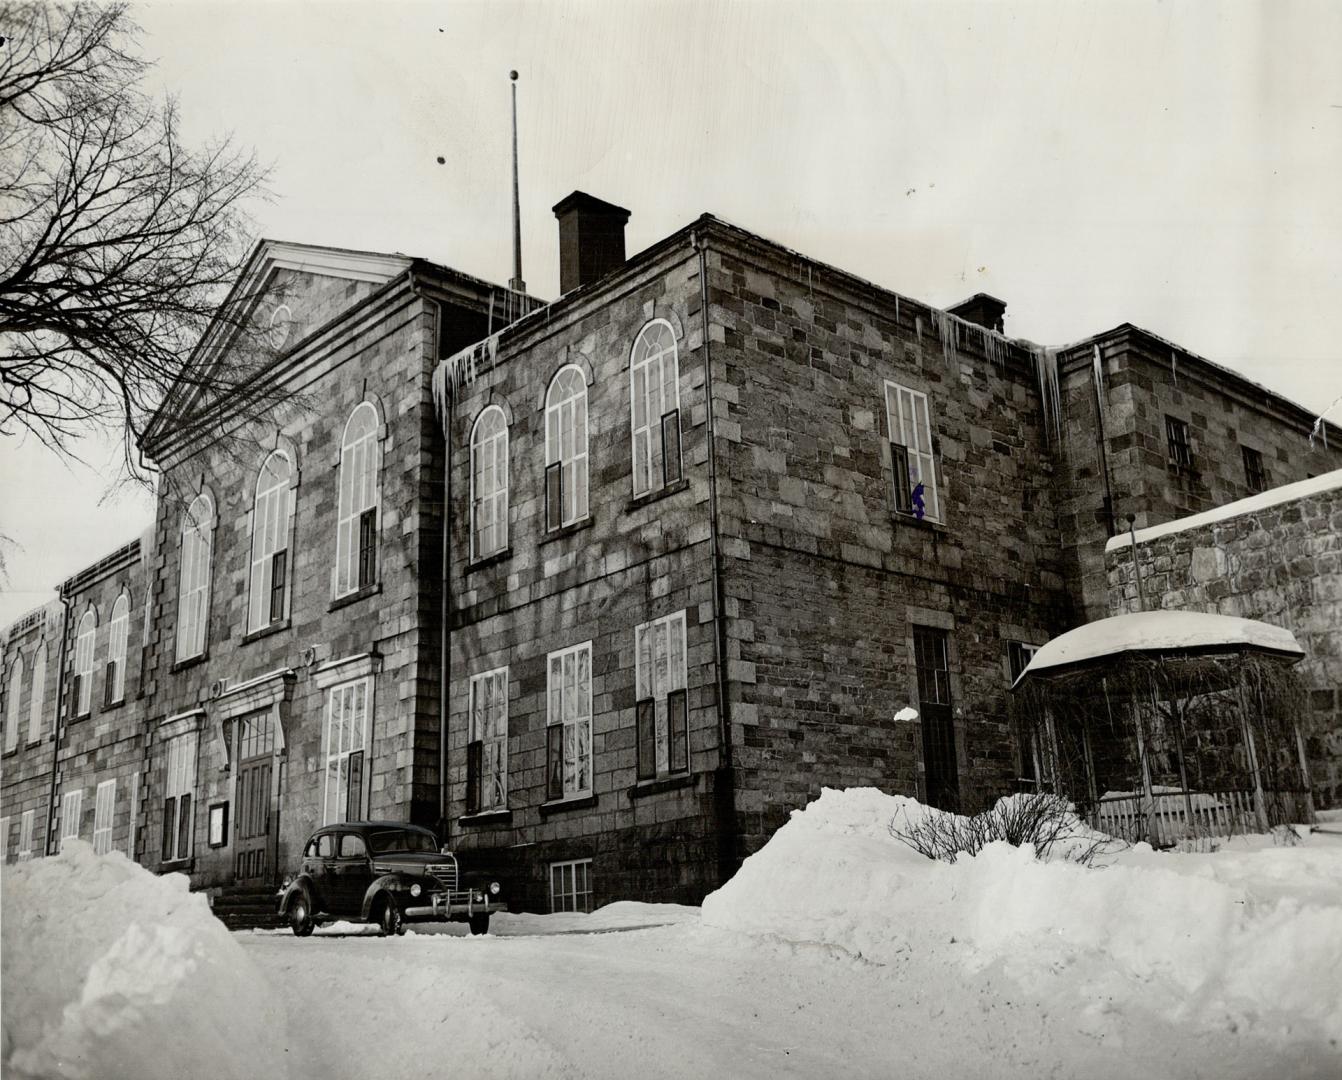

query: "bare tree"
left=0, top=1, right=280, bottom=485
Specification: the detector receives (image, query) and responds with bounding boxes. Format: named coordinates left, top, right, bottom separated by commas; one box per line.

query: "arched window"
left=27, top=643, right=46, bottom=744
left=74, top=609, right=96, bottom=716
left=470, top=406, right=509, bottom=560
left=4, top=655, right=23, bottom=752
left=176, top=494, right=214, bottom=661
left=336, top=403, right=380, bottom=596
left=544, top=366, right=588, bottom=530
left=249, top=451, right=293, bottom=630
left=629, top=321, right=682, bottom=496
left=106, top=594, right=129, bottom=705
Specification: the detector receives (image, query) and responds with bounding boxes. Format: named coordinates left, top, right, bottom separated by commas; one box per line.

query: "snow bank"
left=1, top=841, right=287, bottom=1080
left=702, top=788, right=1342, bottom=1045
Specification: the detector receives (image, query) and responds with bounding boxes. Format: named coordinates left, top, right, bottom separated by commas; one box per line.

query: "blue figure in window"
left=912, top=481, right=926, bottom=520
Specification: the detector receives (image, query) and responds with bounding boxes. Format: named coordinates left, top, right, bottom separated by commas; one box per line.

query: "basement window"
left=550, top=857, right=593, bottom=913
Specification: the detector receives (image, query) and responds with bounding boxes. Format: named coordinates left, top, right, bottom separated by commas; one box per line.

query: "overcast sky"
left=3, top=0, right=1341, bottom=627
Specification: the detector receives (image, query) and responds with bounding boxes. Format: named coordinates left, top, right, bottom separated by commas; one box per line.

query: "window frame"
left=335, top=403, right=381, bottom=598
left=544, top=366, right=589, bottom=529
left=545, top=641, right=593, bottom=799
left=885, top=381, right=941, bottom=522
left=93, top=778, right=116, bottom=855
left=106, top=594, right=129, bottom=705
left=1165, top=415, right=1193, bottom=471
left=634, top=611, right=690, bottom=780
left=323, top=677, right=372, bottom=825
left=248, top=450, right=294, bottom=632
left=27, top=642, right=46, bottom=744
left=549, top=857, right=594, bottom=913
left=60, top=787, right=82, bottom=851
left=467, top=666, right=509, bottom=814
left=161, top=732, right=198, bottom=863
left=1241, top=445, right=1267, bottom=494
left=73, top=609, right=96, bottom=717
left=18, top=808, right=35, bottom=860
left=629, top=320, right=682, bottom=498
left=176, top=493, right=214, bottom=661
left=469, top=406, right=510, bottom=561
left=4, top=654, right=23, bottom=752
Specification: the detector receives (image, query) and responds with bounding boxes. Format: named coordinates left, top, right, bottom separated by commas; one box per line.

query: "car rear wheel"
left=468, top=913, right=490, bottom=936
left=376, top=897, right=404, bottom=937
left=289, top=895, right=314, bottom=938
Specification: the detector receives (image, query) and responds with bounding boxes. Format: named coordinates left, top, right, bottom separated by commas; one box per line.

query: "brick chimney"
left=947, top=293, right=1007, bottom=335
left=552, top=191, right=631, bottom=294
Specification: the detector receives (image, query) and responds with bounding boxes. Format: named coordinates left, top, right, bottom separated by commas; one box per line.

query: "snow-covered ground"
left=5, top=792, right=1341, bottom=1079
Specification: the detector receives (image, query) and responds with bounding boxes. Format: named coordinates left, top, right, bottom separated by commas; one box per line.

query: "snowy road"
left=238, top=915, right=1335, bottom=1080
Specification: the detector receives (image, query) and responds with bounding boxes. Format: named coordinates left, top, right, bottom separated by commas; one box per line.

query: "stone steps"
left=209, top=885, right=286, bottom=932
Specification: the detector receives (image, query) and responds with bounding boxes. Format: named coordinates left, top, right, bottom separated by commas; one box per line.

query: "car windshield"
left=367, top=829, right=438, bottom=854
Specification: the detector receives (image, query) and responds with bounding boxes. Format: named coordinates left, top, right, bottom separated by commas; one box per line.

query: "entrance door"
left=234, top=712, right=276, bottom=884
left=913, top=626, right=960, bottom=812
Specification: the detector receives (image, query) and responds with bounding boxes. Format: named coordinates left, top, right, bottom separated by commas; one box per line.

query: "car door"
left=313, top=832, right=341, bottom=913
left=333, top=831, right=372, bottom=914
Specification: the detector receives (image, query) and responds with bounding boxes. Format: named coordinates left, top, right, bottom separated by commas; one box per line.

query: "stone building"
left=1106, top=471, right=1342, bottom=807
left=3, top=194, right=1339, bottom=910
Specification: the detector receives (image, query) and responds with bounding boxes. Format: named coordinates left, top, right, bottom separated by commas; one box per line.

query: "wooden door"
left=234, top=712, right=275, bottom=884
left=913, top=627, right=960, bottom=812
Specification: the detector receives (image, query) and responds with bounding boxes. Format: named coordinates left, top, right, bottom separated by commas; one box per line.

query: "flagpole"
left=508, top=70, right=525, bottom=294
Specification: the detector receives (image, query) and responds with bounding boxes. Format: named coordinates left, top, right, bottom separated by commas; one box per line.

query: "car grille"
left=426, top=859, right=458, bottom=891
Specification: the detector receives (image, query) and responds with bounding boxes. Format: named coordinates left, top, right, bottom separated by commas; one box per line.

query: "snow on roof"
left=1106, top=469, right=1342, bottom=553
left=1015, top=610, right=1304, bottom=684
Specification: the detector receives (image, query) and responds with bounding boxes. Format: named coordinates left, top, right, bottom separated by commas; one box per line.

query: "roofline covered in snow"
left=1105, top=468, right=1342, bottom=553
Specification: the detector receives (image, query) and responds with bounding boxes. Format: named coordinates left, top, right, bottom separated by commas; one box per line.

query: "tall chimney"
left=552, top=192, right=630, bottom=294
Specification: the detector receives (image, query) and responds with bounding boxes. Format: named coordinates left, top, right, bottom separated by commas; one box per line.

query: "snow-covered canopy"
left=1014, top=610, right=1304, bottom=686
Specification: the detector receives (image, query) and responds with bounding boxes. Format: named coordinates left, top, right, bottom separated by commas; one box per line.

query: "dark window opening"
left=1165, top=415, right=1193, bottom=471
left=668, top=688, right=688, bottom=774
left=176, top=792, right=192, bottom=861
left=269, top=550, right=287, bottom=623
left=357, top=510, right=377, bottom=589
left=465, top=739, right=483, bottom=814
left=635, top=699, right=656, bottom=781
left=891, top=443, right=912, bottom=514
left=104, top=662, right=118, bottom=706
left=545, top=462, right=563, bottom=532
left=546, top=724, right=564, bottom=800
left=913, top=626, right=959, bottom=812
left=1007, top=641, right=1038, bottom=684
left=1242, top=446, right=1267, bottom=494
left=345, top=750, right=363, bottom=821
left=661, top=409, right=683, bottom=487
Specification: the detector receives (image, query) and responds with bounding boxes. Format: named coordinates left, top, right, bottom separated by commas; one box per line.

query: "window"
left=60, top=788, right=82, bottom=851
left=1007, top=641, right=1039, bottom=684
left=544, top=366, right=588, bottom=529
left=73, top=609, right=95, bottom=716
left=249, top=451, right=293, bottom=630
left=550, top=858, right=593, bottom=913
left=635, top=612, right=689, bottom=780
left=467, top=667, right=508, bottom=814
left=469, top=406, right=509, bottom=560
left=161, top=733, right=198, bottom=862
left=27, top=643, right=45, bottom=744
left=106, top=595, right=129, bottom=705
left=1166, top=415, right=1193, bottom=470
left=886, top=382, right=940, bottom=521
left=317, top=834, right=336, bottom=858
left=913, top=626, right=959, bottom=812
left=1242, top=446, right=1267, bottom=494
left=324, top=679, right=369, bottom=824
left=4, top=654, right=22, bottom=752
left=18, top=809, right=35, bottom=860
left=339, top=833, right=367, bottom=858
left=336, top=403, right=380, bottom=596
left=93, top=779, right=116, bottom=855
left=176, top=493, right=214, bottom=660
left=546, top=642, right=592, bottom=799
left=630, top=321, right=682, bottom=496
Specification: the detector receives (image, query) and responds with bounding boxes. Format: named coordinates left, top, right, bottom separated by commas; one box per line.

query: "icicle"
left=1170, top=350, right=1178, bottom=388
left=1033, top=346, right=1062, bottom=448
left=915, top=315, right=923, bottom=346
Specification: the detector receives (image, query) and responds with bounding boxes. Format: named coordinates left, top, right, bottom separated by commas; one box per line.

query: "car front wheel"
left=289, top=894, right=315, bottom=938
left=376, top=897, right=405, bottom=937
left=469, top=913, right=490, bottom=936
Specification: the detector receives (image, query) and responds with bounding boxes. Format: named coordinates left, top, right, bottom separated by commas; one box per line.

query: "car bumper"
left=402, top=890, right=498, bottom=920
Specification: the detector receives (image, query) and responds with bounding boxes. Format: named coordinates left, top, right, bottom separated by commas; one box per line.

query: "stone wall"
left=1106, top=473, right=1342, bottom=807
left=1, top=602, right=63, bottom=861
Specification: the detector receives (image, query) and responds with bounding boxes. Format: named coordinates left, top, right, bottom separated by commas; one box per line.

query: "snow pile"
left=1, top=841, right=287, bottom=1080
left=702, top=788, right=1342, bottom=1045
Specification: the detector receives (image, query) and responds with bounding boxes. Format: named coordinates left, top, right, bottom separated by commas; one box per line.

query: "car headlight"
left=410, top=883, right=422, bottom=898
left=489, top=881, right=501, bottom=896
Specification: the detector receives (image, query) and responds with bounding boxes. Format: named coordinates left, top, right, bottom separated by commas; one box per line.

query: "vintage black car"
left=277, top=821, right=502, bottom=937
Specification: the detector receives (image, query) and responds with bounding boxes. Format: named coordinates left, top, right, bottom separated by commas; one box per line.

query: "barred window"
left=467, top=667, right=508, bottom=813
left=470, top=406, right=509, bottom=560
left=634, top=611, right=689, bottom=780
left=249, top=451, right=293, bottom=630
left=1165, top=415, right=1193, bottom=470
left=176, top=493, right=213, bottom=660
left=544, top=366, right=588, bottom=529
left=546, top=641, right=592, bottom=799
left=336, top=404, right=380, bottom=596
left=1242, top=446, right=1267, bottom=494
left=630, top=321, right=681, bottom=496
